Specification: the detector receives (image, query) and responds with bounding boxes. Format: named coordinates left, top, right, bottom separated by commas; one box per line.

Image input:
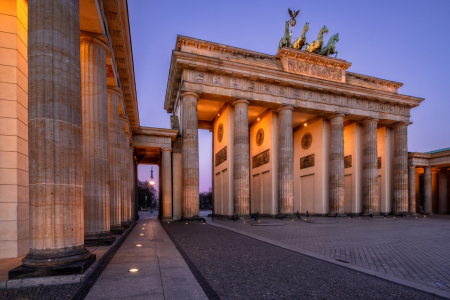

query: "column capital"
left=277, top=105, right=294, bottom=113
left=232, top=99, right=250, bottom=106
left=362, top=118, right=379, bottom=124
left=80, top=36, right=110, bottom=54
left=181, top=92, right=200, bottom=100
left=107, top=88, right=121, bottom=98
left=328, top=113, right=345, bottom=120
left=392, top=121, right=410, bottom=128
left=161, top=148, right=172, bottom=153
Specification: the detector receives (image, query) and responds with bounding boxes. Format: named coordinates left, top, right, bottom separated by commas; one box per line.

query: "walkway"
left=85, top=211, right=207, bottom=300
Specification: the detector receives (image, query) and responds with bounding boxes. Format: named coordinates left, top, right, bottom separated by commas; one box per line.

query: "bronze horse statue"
left=278, top=21, right=291, bottom=51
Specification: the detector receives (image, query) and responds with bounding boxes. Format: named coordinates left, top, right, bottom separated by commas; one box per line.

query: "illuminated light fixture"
left=203, top=223, right=205, bottom=225
left=128, top=268, right=139, bottom=272
left=304, top=123, right=307, bottom=127
left=140, top=234, right=144, bottom=236
left=150, top=167, right=155, bottom=186
left=393, top=217, right=395, bottom=219
left=167, top=222, right=170, bottom=224
left=185, top=223, right=188, bottom=225
left=257, top=118, right=260, bottom=121
left=218, top=113, right=220, bottom=116
left=136, top=244, right=142, bottom=247
left=142, top=228, right=145, bottom=230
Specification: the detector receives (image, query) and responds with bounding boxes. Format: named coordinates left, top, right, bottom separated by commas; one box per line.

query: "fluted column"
left=278, top=106, right=294, bottom=216
left=161, top=149, right=173, bottom=220
left=108, top=89, right=123, bottom=234
left=125, top=133, right=133, bottom=224
left=438, top=168, right=448, bottom=214
left=362, top=118, right=379, bottom=215
left=408, top=166, right=416, bottom=214
left=130, top=146, right=137, bottom=221
left=424, top=166, right=432, bottom=214
left=328, top=114, right=345, bottom=216
left=393, top=123, right=408, bottom=214
left=120, top=117, right=130, bottom=228
left=80, top=36, right=115, bottom=246
left=23, top=0, right=91, bottom=267
left=233, top=100, right=250, bottom=218
left=181, top=92, right=200, bottom=220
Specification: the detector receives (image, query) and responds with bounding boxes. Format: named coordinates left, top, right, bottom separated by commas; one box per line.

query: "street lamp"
left=150, top=166, right=154, bottom=186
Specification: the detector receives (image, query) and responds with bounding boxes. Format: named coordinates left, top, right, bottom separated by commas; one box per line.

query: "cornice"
left=136, top=126, right=179, bottom=141
left=164, top=50, right=424, bottom=113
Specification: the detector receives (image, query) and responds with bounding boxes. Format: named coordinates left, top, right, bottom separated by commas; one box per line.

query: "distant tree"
left=137, top=180, right=158, bottom=210
left=199, top=187, right=212, bottom=210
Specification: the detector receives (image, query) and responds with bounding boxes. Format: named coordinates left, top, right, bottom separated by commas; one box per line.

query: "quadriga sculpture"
left=278, top=21, right=292, bottom=51
left=319, top=33, right=339, bottom=58
left=292, top=22, right=309, bottom=50
left=306, top=25, right=328, bottom=54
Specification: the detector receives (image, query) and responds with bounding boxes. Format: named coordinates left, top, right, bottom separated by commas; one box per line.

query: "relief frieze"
left=344, top=155, right=352, bottom=168
left=287, top=59, right=342, bottom=82
left=300, top=154, right=314, bottom=169
left=252, top=149, right=270, bottom=169
left=215, top=146, right=227, bottom=167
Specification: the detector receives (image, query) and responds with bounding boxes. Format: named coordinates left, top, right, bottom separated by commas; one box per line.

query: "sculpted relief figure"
left=306, top=25, right=328, bottom=54
left=292, top=22, right=309, bottom=50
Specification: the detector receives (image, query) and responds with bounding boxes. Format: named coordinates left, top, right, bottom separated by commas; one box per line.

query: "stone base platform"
left=8, top=254, right=96, bottom=280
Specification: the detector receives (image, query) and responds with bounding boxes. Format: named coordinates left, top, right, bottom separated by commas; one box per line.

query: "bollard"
left=257, top=211, right=260, bottom=220
left=296, top=212, right=301, bottom=219
left=335, top=212, right=338, bottom=218
left=281, top=215, right=284, bottom=220
left=234, top=216, right=238, bottom=222
left=212, top=213, right=214, bottom=221
left=307, top=211, right=309, bottom=218
left=402, top=213, right=405, bottom=217
left=370, top=213, right=373, bottom=218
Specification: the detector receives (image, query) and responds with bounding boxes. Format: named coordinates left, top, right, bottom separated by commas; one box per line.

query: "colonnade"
left=179, top=92, right=411, bottom=219
left=22, top=0, right=136, bottom=270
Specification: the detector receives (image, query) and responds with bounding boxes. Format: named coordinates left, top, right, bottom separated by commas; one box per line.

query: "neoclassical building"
left=164, top=36, right=426, bottom=219
left=1, top=0, right=448, bottom=282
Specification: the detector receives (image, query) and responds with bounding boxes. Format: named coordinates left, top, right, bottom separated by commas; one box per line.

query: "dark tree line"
left=199, top=187, right=212, bottom=210
left=137, top=180, right=158, bottom=210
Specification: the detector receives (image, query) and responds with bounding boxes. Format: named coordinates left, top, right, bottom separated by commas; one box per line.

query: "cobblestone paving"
left=0, top=283, right=82, bottom=300
left=210, top=215, right=450, bottom=292
left=162, top=221, right=445, bottom=300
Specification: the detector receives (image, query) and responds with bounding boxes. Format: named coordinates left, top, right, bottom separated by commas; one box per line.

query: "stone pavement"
left=162, top=220, right=446, bottom=300
left=206, top=214, right=450, bottom=296
left=85, top=211, right=207, bottom=300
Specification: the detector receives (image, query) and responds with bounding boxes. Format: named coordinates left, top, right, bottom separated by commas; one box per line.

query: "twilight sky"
left=130, top=0, right=450, bottom=192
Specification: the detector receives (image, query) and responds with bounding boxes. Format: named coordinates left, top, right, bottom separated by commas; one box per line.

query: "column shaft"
left=24, top=0, right=91, bottom=267
left=362, top=119, right=379, bottom=215
left=393, top=124, right=408, bottom=214
left=81, top=37, right=114, bottom=246
left=233, top=100, right=250, bottom=217
left=161, top=149, right=173, bottom=220
left=438, top=168, right=447, bottom=214
left=278, top=106, right=294, bottom=215
left=329, top=114, right=345, bottom=216
left=181, top=92, right=200, bottom=219
left=120, top=119, right=130, bottom=228
left=424, top=166, right=432, bottom=214
left=108, top=90, right=123, bottom=234
left=408, top=166, right=416, bottom=214
left=126, top=135, right=132, bottom=223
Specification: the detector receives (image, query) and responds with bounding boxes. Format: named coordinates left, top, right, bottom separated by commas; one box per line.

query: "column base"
left=9, top=254, right=96, bottom=280
left=21, top=246, right=91, bottom=267
left=121, top=221, right=131, bottom=229
left=84, top=232, right=116, bottom=246
left=327, top=213, right=347, bottom=217
left=110, top=224, right=124, bottom=235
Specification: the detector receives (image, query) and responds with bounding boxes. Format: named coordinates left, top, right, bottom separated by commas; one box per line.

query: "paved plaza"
left=202, top=215, right=450, bottom=296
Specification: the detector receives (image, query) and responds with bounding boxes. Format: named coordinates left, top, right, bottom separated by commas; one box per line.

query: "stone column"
left=108, top=89, right=123, bottom=235
left=130, top=146, right=137, bottom=221
left=125, top=133, right=133, bottom=224
left=393, top=123, right=408, bottom=214
left=80, top=36, right=115, bottom=246
left=161, top=149, right=173, bottom=220
left=22, top=0, right=92, bottom=269
left=233, top=100, right=250, bottom=218
left=181, top=92, right=200, bottom=220
left=438, top=168, right=447, bottom=214
left=362, top=118, right=379, bottom=215
left=328, top=114, right=345, bottom=216
left=408, top=166, right=416, bottom=214
left=278, top=106, right=294, bottom=216
left=424, top=166, right=432, bottom=214
left=120, top=118, right=130, bottom=228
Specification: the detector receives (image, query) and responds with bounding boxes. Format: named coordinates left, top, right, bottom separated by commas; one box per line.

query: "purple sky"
left=131, top=0, right=450, bottom=192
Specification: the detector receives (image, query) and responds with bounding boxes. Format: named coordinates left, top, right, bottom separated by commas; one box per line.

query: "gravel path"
left=162, top=221, right=446, bottom=300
